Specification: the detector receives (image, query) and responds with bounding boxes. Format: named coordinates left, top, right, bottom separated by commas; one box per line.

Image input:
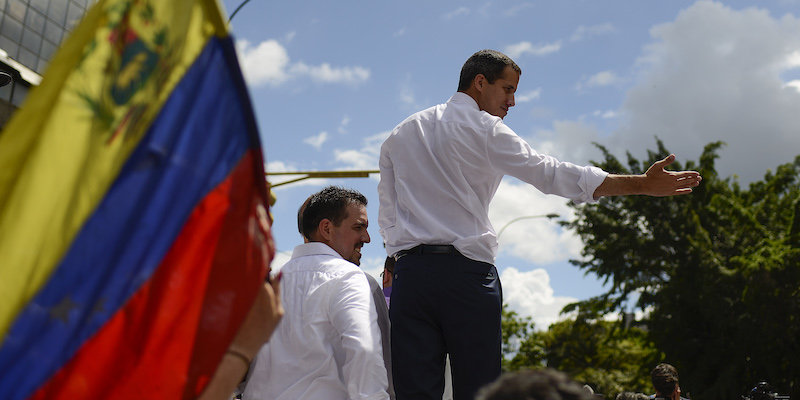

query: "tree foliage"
left=501, top=304, right=536, bottom=372
left=564, top=141, right=800, bottom=399
left=502, top=307, right=659, bottom=397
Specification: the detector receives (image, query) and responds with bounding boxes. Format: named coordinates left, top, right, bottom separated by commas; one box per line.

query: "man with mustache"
left=242, top=186, right=389, bottom=400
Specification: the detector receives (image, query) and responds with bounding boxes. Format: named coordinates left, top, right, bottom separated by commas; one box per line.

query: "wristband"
left=226, top=349, right=252, bottom=366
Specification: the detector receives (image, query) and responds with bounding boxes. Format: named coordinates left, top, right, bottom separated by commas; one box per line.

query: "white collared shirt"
left=242, top=242, right=389, bottom=400
left=378, top=92, right=608, bottom=264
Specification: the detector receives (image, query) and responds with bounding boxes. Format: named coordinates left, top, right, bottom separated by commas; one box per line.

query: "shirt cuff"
left=576, top=166, right=609, bottom=204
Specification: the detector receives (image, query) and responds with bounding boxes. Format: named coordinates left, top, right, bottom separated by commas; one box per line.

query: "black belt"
left=394, top=244, right=460, bottom=260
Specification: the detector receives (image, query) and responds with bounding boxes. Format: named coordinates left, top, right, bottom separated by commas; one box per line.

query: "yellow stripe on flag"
left=0, top=0, right=230, bottom=340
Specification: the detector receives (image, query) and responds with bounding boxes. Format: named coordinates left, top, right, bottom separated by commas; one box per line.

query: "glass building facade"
left=0, top=0, right=93, bottom=108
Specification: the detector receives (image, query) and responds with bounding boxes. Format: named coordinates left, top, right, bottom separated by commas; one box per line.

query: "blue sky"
left=219, top=0, right=800, bottom=328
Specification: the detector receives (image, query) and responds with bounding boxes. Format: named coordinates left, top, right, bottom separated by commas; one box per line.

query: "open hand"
left=644, top=154, right=702, bottom=196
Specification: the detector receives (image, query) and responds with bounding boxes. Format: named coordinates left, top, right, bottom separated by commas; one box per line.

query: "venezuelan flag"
left=0, top=0, right=273, bottom=398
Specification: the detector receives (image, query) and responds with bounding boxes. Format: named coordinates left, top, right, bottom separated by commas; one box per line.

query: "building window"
left=1, top=0, right=92, bottom=75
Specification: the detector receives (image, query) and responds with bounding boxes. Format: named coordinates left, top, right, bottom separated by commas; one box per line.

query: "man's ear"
left=317, top=218, right=333, bottom=242
left=473, top=73, right=486, bottom=92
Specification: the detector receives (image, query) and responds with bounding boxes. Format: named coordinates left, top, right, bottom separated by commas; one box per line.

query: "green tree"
left=505, top=309, right=659, bottom=398
left=565, top=141, right=800, bottom=399
left=501, top=303, right=538, bottom=371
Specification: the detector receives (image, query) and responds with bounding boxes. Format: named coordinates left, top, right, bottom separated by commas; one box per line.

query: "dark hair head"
left=616, top=392, right=650, bottom=400
left=747, top=382, right=779, bottom=400
left=384, top=256, right=395, bottom=273
left=300, top=186, right=367, bottom=240
left=651, top=363, right=679, bottom=396
left=458, top=49, right=522, bottom=92
left=297, top=196, right=313, bottom=238
left=475, top=369, right=596, bottom=400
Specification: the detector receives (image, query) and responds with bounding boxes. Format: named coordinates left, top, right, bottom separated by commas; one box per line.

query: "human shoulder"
left=286, top=243, right=360, bottom=274
left=445, top=92, right=510, bottom=132
left=391, top=101, right=445, bottom=131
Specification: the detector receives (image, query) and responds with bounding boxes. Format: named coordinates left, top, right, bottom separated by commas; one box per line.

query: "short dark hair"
left=475, top=369, right=596, bottom=400
left=297, top=196, right=312, bottom=238
left=300, top=186, right=367, bottom=239
left=651, top=363, right=679, bottom=397
left=383, top=256, right=395, bottom=273
left=458, top=49, right=522, bottom=92
left=616, top=392, right=650, bottom=400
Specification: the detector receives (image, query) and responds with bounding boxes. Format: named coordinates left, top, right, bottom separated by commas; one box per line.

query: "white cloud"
left=263, top=161, right=327, bottom=189
left=489, top=180, right=584, bottom=265
left=333, top=149, right=374, bottom=170
left=399, top=83, right=416, bottom=108
left=504, top=2, right=535, bottom=17
left=236, top=39, right=370, bottom=87
left=504, top=41, right=562, bottom=59
left=574, top=70, right=621, bottom=92
left=443, top=7, right=470, bottom=20
left=524, top=119, right=605, bottom=166
left=398, top=75, right=428, bottom=111
left=593, top=109, right=619, bottom=119
left=393, top=28, right=406, bottom=38
left=236, top=39, right=291, bottom=86
left=586, top=70, right=620, bottom=87
left=785, top=51, right=800, bottom=68
left=338, top=115, right=350, bottom=134
left=570, top=23, right=616, bottom=42
left=289, top=62, right=370, bottom=84
left=608, top=1, right=800, bottom=184
left=333, top=131, right=390, bottom=171
left=516, top=88, right=542, bottom=103
left=265, top=160, right=293, bottom=173
left=500, top=267, right=577, bottom=329
left=504, top=23, right=611, bottom=62
left=303, top=131, right=328, bottom=150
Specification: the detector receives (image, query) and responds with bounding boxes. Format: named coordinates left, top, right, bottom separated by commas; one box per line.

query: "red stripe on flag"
left=29, top=151, right=271, bottom=400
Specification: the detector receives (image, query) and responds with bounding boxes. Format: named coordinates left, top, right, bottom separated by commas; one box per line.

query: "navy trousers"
left=389, top=251, right=502, bottom=400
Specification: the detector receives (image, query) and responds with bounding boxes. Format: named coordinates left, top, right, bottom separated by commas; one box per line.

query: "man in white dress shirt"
left=378, top=49, right=702, bottom=399
left=242, top=186, right=389, bottom=400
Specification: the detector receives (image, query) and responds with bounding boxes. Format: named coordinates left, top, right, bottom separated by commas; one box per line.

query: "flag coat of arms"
left=0, top=0, right=274, bottom=398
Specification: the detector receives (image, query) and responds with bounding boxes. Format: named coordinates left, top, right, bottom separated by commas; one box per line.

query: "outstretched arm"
left=593, top=154, right=702, bottom=198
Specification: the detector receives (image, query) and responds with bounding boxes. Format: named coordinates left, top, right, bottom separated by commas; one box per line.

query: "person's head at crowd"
left=745, top=381, right=782, bottom=400
left=382, top=256, right=395, bottom=289
left=616, top=391, right=650, bottom=400
left=297, top=196, right=313, bottom=242
left=651, top=363, right=681, bottom=400
left=300, top=186, right=370, bottom=265
left=475, top=368, right=597, bottom=400
left=458, top=49, right=522, bottom=119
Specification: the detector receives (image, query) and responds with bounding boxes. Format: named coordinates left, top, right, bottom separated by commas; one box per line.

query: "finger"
left=655, top=154, right=676, bottom=169
left=674, top=171, right=701, bottom=179
left=675, top=175, right=702, bottom=187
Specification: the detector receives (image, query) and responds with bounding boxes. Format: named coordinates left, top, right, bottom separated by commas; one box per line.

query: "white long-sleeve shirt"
left=242, top=242, right=389, bottom=400
left=378, top=92, right=608, bottom=264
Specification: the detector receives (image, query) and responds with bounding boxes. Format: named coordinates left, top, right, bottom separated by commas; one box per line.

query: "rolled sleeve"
left=576, top=166, right=609, bottom=204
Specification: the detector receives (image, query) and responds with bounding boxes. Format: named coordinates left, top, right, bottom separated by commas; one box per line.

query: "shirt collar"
left=449, top=91, right=480, bottom=111
left=291, top=242, right=343, bottom=260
